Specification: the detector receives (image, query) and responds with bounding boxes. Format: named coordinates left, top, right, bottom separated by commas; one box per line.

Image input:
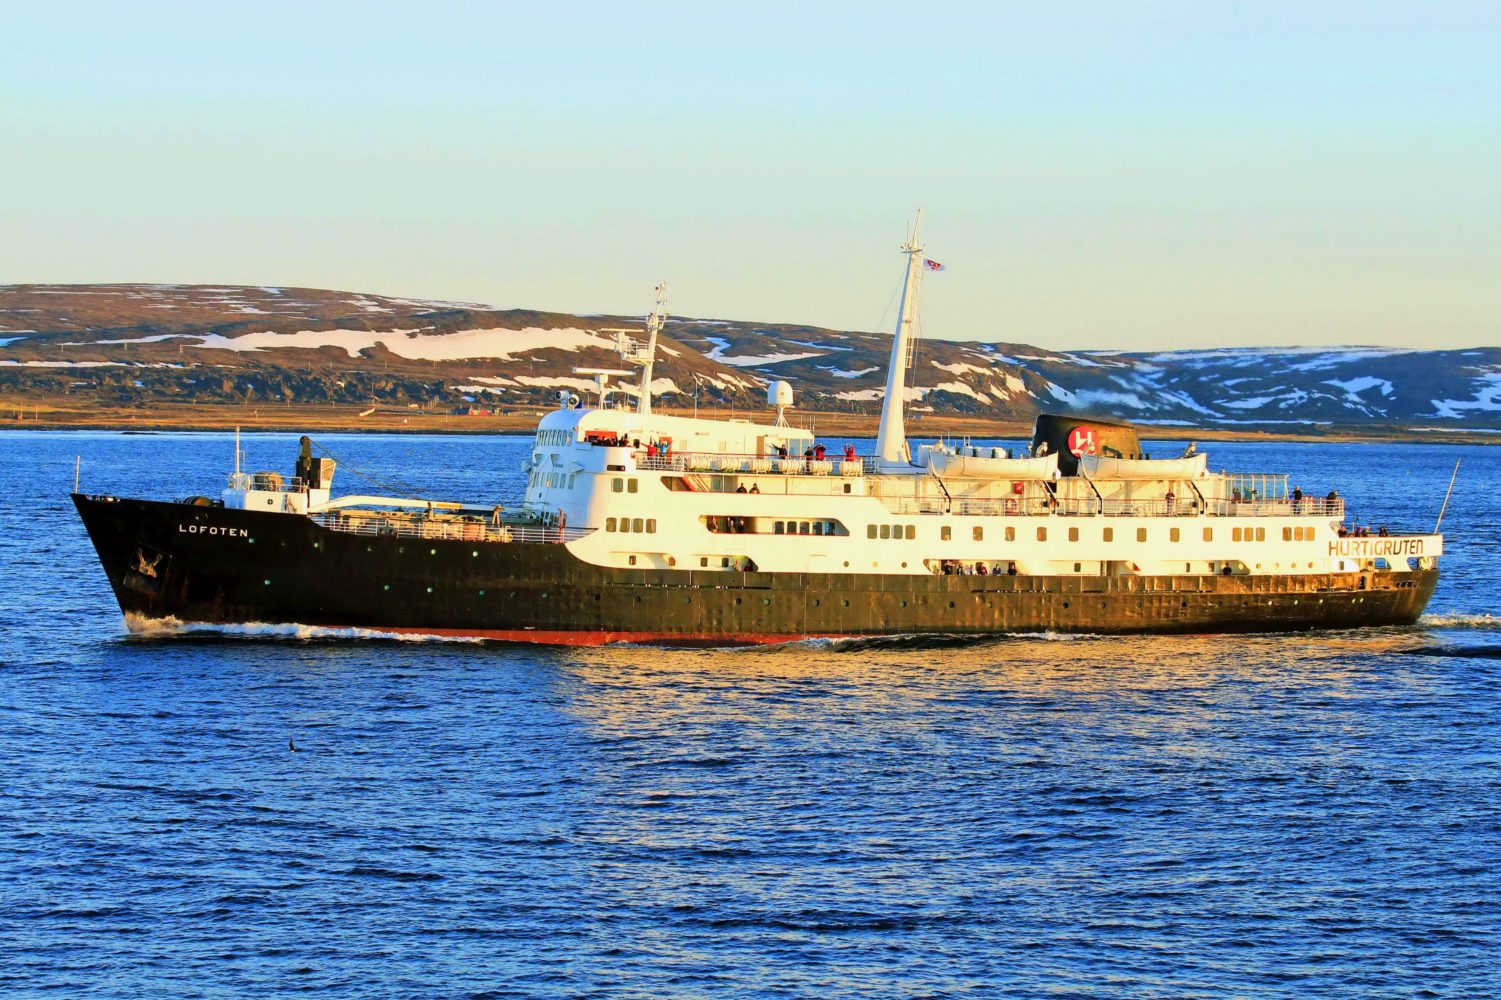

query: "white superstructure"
left=516, top=219, right=1442, bottom=580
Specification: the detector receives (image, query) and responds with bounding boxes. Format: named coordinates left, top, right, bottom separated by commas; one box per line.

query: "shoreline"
left=2, top=398, right=1496, bottom=445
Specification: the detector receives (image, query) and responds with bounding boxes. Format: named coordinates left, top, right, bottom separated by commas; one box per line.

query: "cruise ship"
left=74, top=220, right=1442, bottom=644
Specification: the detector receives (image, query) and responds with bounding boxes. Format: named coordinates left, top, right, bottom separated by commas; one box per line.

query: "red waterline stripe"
left=373, top=626, right=845, bottom=647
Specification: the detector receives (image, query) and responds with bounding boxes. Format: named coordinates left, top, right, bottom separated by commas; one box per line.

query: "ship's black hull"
left=74, top=494, right=1439, bottom=645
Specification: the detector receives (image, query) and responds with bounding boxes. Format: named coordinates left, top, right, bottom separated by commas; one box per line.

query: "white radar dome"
left=767, top=380, right=794, bottom=408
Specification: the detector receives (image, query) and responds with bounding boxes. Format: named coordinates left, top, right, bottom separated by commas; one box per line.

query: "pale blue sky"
left=4, top=1, right=1498, bottom=350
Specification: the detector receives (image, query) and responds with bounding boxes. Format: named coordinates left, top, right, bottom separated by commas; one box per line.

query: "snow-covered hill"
left=2, top=283, right=1497, bottom=430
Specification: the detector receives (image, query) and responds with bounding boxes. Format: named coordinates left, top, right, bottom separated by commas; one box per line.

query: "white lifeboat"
left=1077, top=452, right=1209, bottom=480
left=925, top=446, right=1060, bottom=481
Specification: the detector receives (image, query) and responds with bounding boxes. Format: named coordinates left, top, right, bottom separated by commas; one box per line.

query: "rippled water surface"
left=3, top=431, right=1499, bottom=997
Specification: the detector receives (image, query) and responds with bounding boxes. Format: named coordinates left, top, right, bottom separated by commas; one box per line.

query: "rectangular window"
left=700, top=557, right=708, bottom=567
left=1256, top=527, right=1266, bottom=541
left=646, top=519, right=656, bottom=533
left=974, top=526, right=984, bottom=541
left=774, top=521, right=785, bottom=535
left=813, top=522, right=824, bottom=536
left=1283, top=527, right=1293, bottom=541
left=1037, top=527, right=1047, bottom=541
left=628, top=480, right=639, bottom=493
left=1203, top=527, right=1213, bottom=542
left=905, top=525, right=916, bottom=540
left=800, top=522, right=810, bottom=535
left=633, top=518, right=644, bottom=533
left=868, top=525, right=878, bottom=539
left=606, top=517, right=617, bottom=531
left=1170, top=528, right=1180, bottom=542
left=880, top=524, right=891, bottom=539
left=1137, top=528, right=1148, bottom=542
left=1005, top=527, right=1015, bottom=542
left=612, top=478, right=623, bottom=493
left=1074, top=562, right=1081, bottom=572
left=1232, top=527, right=1242, bottom=542
left=1103, top=527, right=1113, bottom=542
left=1068, top=527, right=1079, bottom=542
left=941, top=526, right=952, bottom=541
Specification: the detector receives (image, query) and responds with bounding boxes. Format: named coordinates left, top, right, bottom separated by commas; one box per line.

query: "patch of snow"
left=714, top=351, right=824, bottom=368
left=1428, top=374, right=1501, bottom=418
left=835, top=388, right=885, bottom=401
left=0, top=360, right=192, bottom=368
left=818, top=365, right=879, bottom=379
left=927, top=381, right=989, bottom=403
left=86, top=327, right=617, bottom=362
left=931, top=361, right=992, bottom=376
left=785, top=339, right=852, bottom=352
left=1324, top=376, right=1394, bottom=398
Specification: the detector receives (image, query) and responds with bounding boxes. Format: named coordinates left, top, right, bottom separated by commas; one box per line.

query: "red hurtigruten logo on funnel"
left=1068, top=427, right=1099, bottom=456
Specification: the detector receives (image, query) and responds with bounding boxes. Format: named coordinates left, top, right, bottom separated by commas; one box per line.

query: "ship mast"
left=619, top=282, right=668, bottom=416
left=875, top=212, right=927, bottom=469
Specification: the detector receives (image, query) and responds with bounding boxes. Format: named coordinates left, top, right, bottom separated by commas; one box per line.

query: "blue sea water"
left=2, top=430, right=1499, bottom=998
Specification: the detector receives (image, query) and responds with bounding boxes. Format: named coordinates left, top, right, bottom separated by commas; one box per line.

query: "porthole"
left=948, top=601, right=956, bottom=609
left=900, top=600, right=908, bottom=608
left=762, top=598, right=771, bottom=606
left=479, top=589, right=486, bottom=596
left=510, top=591, right=518, bottom=598
left=735, top=597, right=742, bottom=605
left=813, top=598, right=821, bottom=607
left=383, top=584, right=390, bottom=591
left=426, top=586, right=433, bottom=593
left=842, top=599, right=850, bottom=607
left=1062, top=601, right=1069, bottom=609
left=472, top=550, right=479, bottom=557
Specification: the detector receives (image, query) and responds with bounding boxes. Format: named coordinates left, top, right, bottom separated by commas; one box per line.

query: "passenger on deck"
left=749, top=484, right=760, bottom=494
left=646, top=442, right=658, bottom=458
left=1292, top=486, right=1304, bottom=513
left=844, top=444, right=856, bottom=461
left=1006, top=562, right=1018, bottom=576
left=814, top=444, right=826, bottom=460
left=776, top=444, right=789, bottom=459
left=736, top=484, right=748, bottom=493
left=1165, top=489, right=1176, bottom=515
left=1379, top=526, right=1390, bottom=537
left=976, top=562, right=989, bottom=576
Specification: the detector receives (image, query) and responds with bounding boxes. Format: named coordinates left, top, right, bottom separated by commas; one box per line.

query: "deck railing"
left=311, top=512, right=590, bottom=544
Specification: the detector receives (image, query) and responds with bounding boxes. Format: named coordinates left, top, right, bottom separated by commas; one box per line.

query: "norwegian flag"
left=924, top=259, right=946, bottom=271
